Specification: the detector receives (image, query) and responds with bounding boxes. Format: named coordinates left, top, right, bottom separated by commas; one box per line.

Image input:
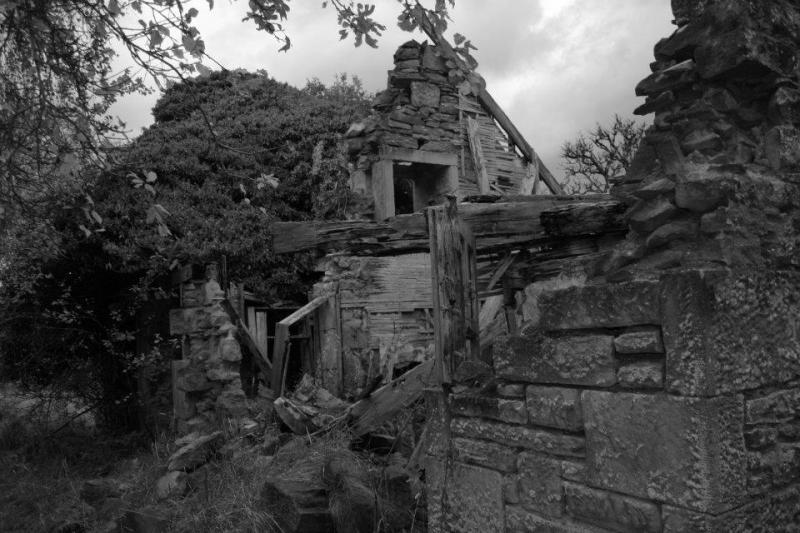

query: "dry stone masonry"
left=426, top=1, right=800, bottom=531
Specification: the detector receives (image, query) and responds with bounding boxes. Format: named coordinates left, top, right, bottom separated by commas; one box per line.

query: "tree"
left=0, top=71, right=372, bottom=430
left=0, top=0, right=461, bottom=224
left=560, top=114, right=647, bottom=194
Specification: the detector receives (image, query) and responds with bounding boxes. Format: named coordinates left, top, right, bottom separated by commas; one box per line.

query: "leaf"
left=91, top=210, right=103, bottom=224
left=144, top=184, right=156, bottom=195
left=186, top=7, right=199, bottom=21
left=196, top=63, right=212, bottom=76
left=107, top=0, right=122, bottom=17
left=78, top=225, right=92, bottom=237
left=145, top=170, right=157, bottom=183
left=453, top=33, right=465, bottom=46
left=153, top=204, right=170, bottom=217
left=239, top=183, right=247, bottom=194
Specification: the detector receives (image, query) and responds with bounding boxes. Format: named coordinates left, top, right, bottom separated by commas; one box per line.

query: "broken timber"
left=220, top=298, right=272, bottom=378
left=271, top=293, right=332, bottom=397
left=348, top=359, right=436, bottom=437
left=270, top=196, right=627, bottom=256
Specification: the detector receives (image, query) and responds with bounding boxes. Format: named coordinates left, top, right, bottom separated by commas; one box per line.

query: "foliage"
left=0, top=0, right=458, bottom=225
left=560, top=114, right=647, bottom=194
left=0, top=71, right=372, bottom=429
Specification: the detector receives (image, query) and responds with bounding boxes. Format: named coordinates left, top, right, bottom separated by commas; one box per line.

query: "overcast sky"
left=110, top=0, right=675, bottom=179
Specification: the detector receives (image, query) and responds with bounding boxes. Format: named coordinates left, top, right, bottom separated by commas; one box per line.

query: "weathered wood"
left=412, top=6, right=563, bottom=195
left=379, top=147, right=457, bottom=166
left=220, top=299, right=272, bottom=378
left=270, top=294, right=333, bottom=396
left=270, top=196, right=627, bottom=255
left=467, top=117, right=490, bottom=194
left=476, top=90, right=564, bottom=195
left=485, top=252, right=517, bottom=291
left=261, top=458, right=333, bottom=533
left=372, top=159, right=394, bottom=221
left=427, top=198, right=480, bottom=383
left=348, top=359, right=436, bottom=436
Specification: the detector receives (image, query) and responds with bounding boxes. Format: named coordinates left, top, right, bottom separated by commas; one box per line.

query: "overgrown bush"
left=0, top=71, right=371, bottom=432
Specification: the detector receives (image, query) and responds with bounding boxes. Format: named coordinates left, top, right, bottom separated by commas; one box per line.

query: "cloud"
left=110, top=0, right=675, bottom=179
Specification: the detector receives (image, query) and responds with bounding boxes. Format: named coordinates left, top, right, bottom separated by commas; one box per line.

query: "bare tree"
left=560, top=114, right=647, bottom=194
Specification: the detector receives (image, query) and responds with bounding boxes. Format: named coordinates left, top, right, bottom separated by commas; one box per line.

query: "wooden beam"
left=348, top=359, right=436, bottom=436
left=466, top=117, right=490, bottom=194
left=427, top=198, right=480, bottom=383
left=270, top=196, right=627, bottom=256
left=476, top=90, right=564, bottom=195
left=379, top=147, right=457, bottom=166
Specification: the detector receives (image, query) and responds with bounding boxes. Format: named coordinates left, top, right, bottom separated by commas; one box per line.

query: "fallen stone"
left=451, top=395, right=527, bottom=425
left=274, top=397, right=319, bottom=435
left=261, top=454, right=333, bottom=533
left=155, top=471, right=187, bottom=500
left=80, top=478, right=124, bottom=507
left=167, top=431, right=223, bottom=472
left=645, top=219, right=698, bottom=249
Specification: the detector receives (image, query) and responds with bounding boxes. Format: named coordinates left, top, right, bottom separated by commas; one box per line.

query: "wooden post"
left=467, top=117, right=490, bottom=194
left=371, top=159, right=395, bottom=221
left=427, top=197, right=480, bottom=384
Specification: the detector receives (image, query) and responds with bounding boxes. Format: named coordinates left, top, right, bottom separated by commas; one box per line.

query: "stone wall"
left=427, top=1, right=800, bottom=531
left=168, top=266, right=258, bottom=433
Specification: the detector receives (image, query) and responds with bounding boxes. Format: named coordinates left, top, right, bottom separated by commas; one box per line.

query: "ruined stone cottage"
left=170, top=0, right=800, bottom=530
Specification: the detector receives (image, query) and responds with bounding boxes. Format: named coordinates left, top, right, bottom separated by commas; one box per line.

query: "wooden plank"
left=427, top=198, right=480, bottom=383
left=220, top=299, right=272, bottom=377
left=372, top=159, right=395, bottom=221
left=467, top=117, right=491, bottom=194
left=348, top=359, right=436, bottom=436
left=411, top=6, right=563, bottom=195
left=270, top=196, right=627, bottom=255
left=271, top=323, right=290, bottom=395
left=486, top=252, right=517, bottom=291
left=277, top=295, right=331, bottom=328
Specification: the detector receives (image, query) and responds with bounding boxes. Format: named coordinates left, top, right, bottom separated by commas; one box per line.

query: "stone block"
left=645, top=219, right=698, bottom=249
left=560, top=461, right=587, bottom=484
left=695, top=28, right=796, bottom=80
left=410, top=82, right=440, bottom=108
left=453, top=438, right=518, bottom=473
left=617, top=360, right=664, bottom=389
left=564, top=482, right=661, bottom=533
left=629, top=197, right=680, bottom=234
left=744, top=427, right=778, bottom=450
left=614, top=328, right=664, bottom=354
left=537, top=280, right=661, bottom=330
left=769, top=86, right=800, bottom=125
left=451, top=394, right=527, bottom=425
left=178, top=369, right=211, bottom=392
left=494, top=332, right=616, bottom=387
left=169, top=307, right=209, bottom=335
left=747, top=444, right=800, bottom=495
left=582, top=391, right=746, bottom=513
left=674, top=167, right=736, bottom=213
left=451, top=417, right=585, bottom=458
left=746, top=389, right=800, bottom=425
left=517, top=453, right=564, bottom=517
left=662, top=484, right=800, bottom=533
left=526, top=386, right=584, bottom=431
left=506, top=506, right=607, bottom=533
left=440, top=463, right=505, bottom=532
left=661, top=270, right=800, bottom=396
left=497, top=383, right=526, bottom=398
left=766, top=125, right=800, bottom=171
left=219, top=335, right=242, bottom=362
